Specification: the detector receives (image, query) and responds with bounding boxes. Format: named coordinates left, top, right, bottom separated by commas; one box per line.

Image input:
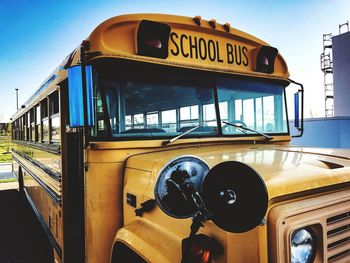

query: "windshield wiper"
left=222, top=121, right=273, bottom=141
left=163, top=125, right=200, bottom=146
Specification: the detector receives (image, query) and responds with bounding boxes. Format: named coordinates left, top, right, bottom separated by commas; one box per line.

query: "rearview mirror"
left=289, top=79, right=304, bottom=138
left=68, top=65, right=94, bottom=127
left=294, top=92, right=300, bottom=129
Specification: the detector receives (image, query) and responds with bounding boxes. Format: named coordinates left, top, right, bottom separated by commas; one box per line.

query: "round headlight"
left=291, top=228, right=316, bottom=263
left=154, top=156, right=209, bottom=219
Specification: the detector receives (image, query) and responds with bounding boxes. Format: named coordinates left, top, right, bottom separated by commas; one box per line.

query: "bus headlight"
left=291, top=228, right=316, bottom=263
left=154, top=156, right=209, bottom=219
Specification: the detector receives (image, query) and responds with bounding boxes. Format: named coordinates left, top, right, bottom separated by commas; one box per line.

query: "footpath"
left=0, top=162, right=17, bottom=190
left=0, top=162, right=53, bottom=262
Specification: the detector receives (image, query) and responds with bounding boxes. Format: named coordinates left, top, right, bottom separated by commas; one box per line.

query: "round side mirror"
left=202, top=161, right=268, bottom=233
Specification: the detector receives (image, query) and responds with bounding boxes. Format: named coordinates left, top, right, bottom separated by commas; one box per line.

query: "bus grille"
left=327, top=211, right=350, bottom=262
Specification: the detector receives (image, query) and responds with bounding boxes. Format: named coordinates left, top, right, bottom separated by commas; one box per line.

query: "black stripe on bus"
left=24, top=189, right=62, bottom=259
left=12, top=149, right=61, bottom=182
left=12, top=155, right=61, bottom=205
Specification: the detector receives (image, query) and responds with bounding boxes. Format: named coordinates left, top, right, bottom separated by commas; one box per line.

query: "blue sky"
left=0, top=0, right=349, bottom=121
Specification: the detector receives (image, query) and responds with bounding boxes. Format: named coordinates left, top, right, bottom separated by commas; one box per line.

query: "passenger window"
left=203, top=104, right=216, bottom=127
left=26, top=112, right=30, bottom=141
left=30, top=108, right=35, bottom=142
left=42, top=99, right=49, bottom=143
left=50, top=91, right=59, bottom=115
left=36, top=105, right=41, bottom=142
left=49, top=91, right=60, bottom=144
left=161, top=110, right=176, bottom=132
left=125, top=115, right=132, bottom=130
left=180, top=105, right=199, bottom=128
left=133, top=114, right=144, bottom=129
left=146, top=112, right=159, bottom=128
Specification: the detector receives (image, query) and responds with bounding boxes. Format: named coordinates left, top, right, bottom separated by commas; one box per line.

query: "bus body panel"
left=87, top=14, right=289, bottom=80
left=11, top=149, right=63, bottom=255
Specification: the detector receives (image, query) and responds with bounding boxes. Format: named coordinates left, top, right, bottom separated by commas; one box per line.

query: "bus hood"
left=125, top=144, right=350, bottom=200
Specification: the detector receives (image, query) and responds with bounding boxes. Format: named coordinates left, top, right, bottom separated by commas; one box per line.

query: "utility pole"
left=15, top=88, right=19, bottom=110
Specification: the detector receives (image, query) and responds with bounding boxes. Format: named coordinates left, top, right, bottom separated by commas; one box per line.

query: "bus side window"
left=22, top=115, right=26, bottom=141
left=146, top=112, right=159, bottom=129
left=203, top=103, right=216, bottom=127
left=125, top=115, right=132, bottom=130
left=179, top=105, right=199, bottom=129
left=49, top=91, right=60, bottom=144
left=105, top=86, right=118, bottom=134
left=133, top=114, right=144, bottom=129
left=42, top=98, right=49, bottom=143
left=30, top=108, right=35, bottom=142
left=35, top=104, right=41, bottom=142
left=26, top=112, right=30, bottom=141
left=219, top=102, right=228, bottom=122
left=92, top=88, right=109, bottom=137
left=161, top=109, right=176, bottom=132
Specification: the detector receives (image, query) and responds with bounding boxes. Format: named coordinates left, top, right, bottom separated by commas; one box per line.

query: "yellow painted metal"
left=108, top=144, right=350, bottom=262
left=87, top=14, right=289, bottom=80
left=11, top=142, right=63, bottom=254
left=85, top=139, right=350, bottom=263
left=20, top=163, right=63, bottom=248
left=125, top=144, right=350, bottom=200
left=84, top=162, right=124, bottom=263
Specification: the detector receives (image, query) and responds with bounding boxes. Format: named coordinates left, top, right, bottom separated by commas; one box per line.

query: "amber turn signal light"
left=181, top=234, right=223, bottom=263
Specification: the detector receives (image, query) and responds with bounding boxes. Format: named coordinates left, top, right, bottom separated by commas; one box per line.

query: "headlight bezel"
left=154, top=155, right=210, bottom=219
left=290, top=226, right=317, bottom=263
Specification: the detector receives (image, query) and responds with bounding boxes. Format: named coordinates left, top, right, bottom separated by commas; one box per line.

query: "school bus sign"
left=169, top=31, right=249, bottom=67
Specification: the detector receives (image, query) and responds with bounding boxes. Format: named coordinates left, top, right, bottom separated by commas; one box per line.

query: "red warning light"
left=253, top=46, right=278, bottom=74
left=137, top=20, right=171, bottom=59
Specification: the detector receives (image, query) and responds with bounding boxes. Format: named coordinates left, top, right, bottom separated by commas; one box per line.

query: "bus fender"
left=111, top=219, right=180, bottom=263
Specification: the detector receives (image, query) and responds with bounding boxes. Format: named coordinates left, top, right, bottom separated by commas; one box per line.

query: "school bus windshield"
left=91, top=60, right=288, bottom=139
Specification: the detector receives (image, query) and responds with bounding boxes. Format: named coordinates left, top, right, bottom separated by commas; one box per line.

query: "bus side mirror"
left=290, top=79, right=304, bottom=138
left=294, top=93, right=300, bottom=129
left=68, top=65, right=94, bottom=127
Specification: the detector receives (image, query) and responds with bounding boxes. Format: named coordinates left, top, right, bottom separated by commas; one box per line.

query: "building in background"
left=291, top=22, right=350, bottom=148
left=333, top=30, right=350, bottom=117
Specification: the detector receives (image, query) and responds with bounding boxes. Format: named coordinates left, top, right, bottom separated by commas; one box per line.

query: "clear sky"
left=0, top=0, right=349, bottom=122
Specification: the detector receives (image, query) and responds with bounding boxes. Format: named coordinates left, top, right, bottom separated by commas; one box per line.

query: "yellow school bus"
left=11, top=13, right=350, bottom=263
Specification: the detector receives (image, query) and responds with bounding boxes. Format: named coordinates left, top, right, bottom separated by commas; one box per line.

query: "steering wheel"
left=222, top=120, right=247, bottom=132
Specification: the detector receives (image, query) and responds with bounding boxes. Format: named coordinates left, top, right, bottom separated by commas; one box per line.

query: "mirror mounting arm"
left=80, top=45, right=90, bottom=148
left=289, top=78, right=304, bottom=138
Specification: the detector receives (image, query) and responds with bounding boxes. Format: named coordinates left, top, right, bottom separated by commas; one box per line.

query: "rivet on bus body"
left=223, top=22, right=231, bottom=32
left=209, top=19, right=216, bottom=29
left=193, top=16, right=202, bottom=26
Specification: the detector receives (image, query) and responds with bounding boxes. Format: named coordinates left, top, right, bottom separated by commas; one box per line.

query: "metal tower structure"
left=339, top=21, right=349, bottom=34
left=320, top=33, right=334, bottom=117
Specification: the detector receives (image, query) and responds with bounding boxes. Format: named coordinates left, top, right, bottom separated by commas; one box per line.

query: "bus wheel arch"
left=111, top=242, right=147, bottom=263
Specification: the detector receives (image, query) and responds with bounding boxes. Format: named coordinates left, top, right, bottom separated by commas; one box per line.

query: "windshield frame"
left=88, top=59, right=290, bottom=142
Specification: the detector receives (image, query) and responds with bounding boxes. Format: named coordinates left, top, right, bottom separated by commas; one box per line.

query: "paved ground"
left=0, top=163, right=15, bottom=180
left=0, top=189, right=53, bottom=263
